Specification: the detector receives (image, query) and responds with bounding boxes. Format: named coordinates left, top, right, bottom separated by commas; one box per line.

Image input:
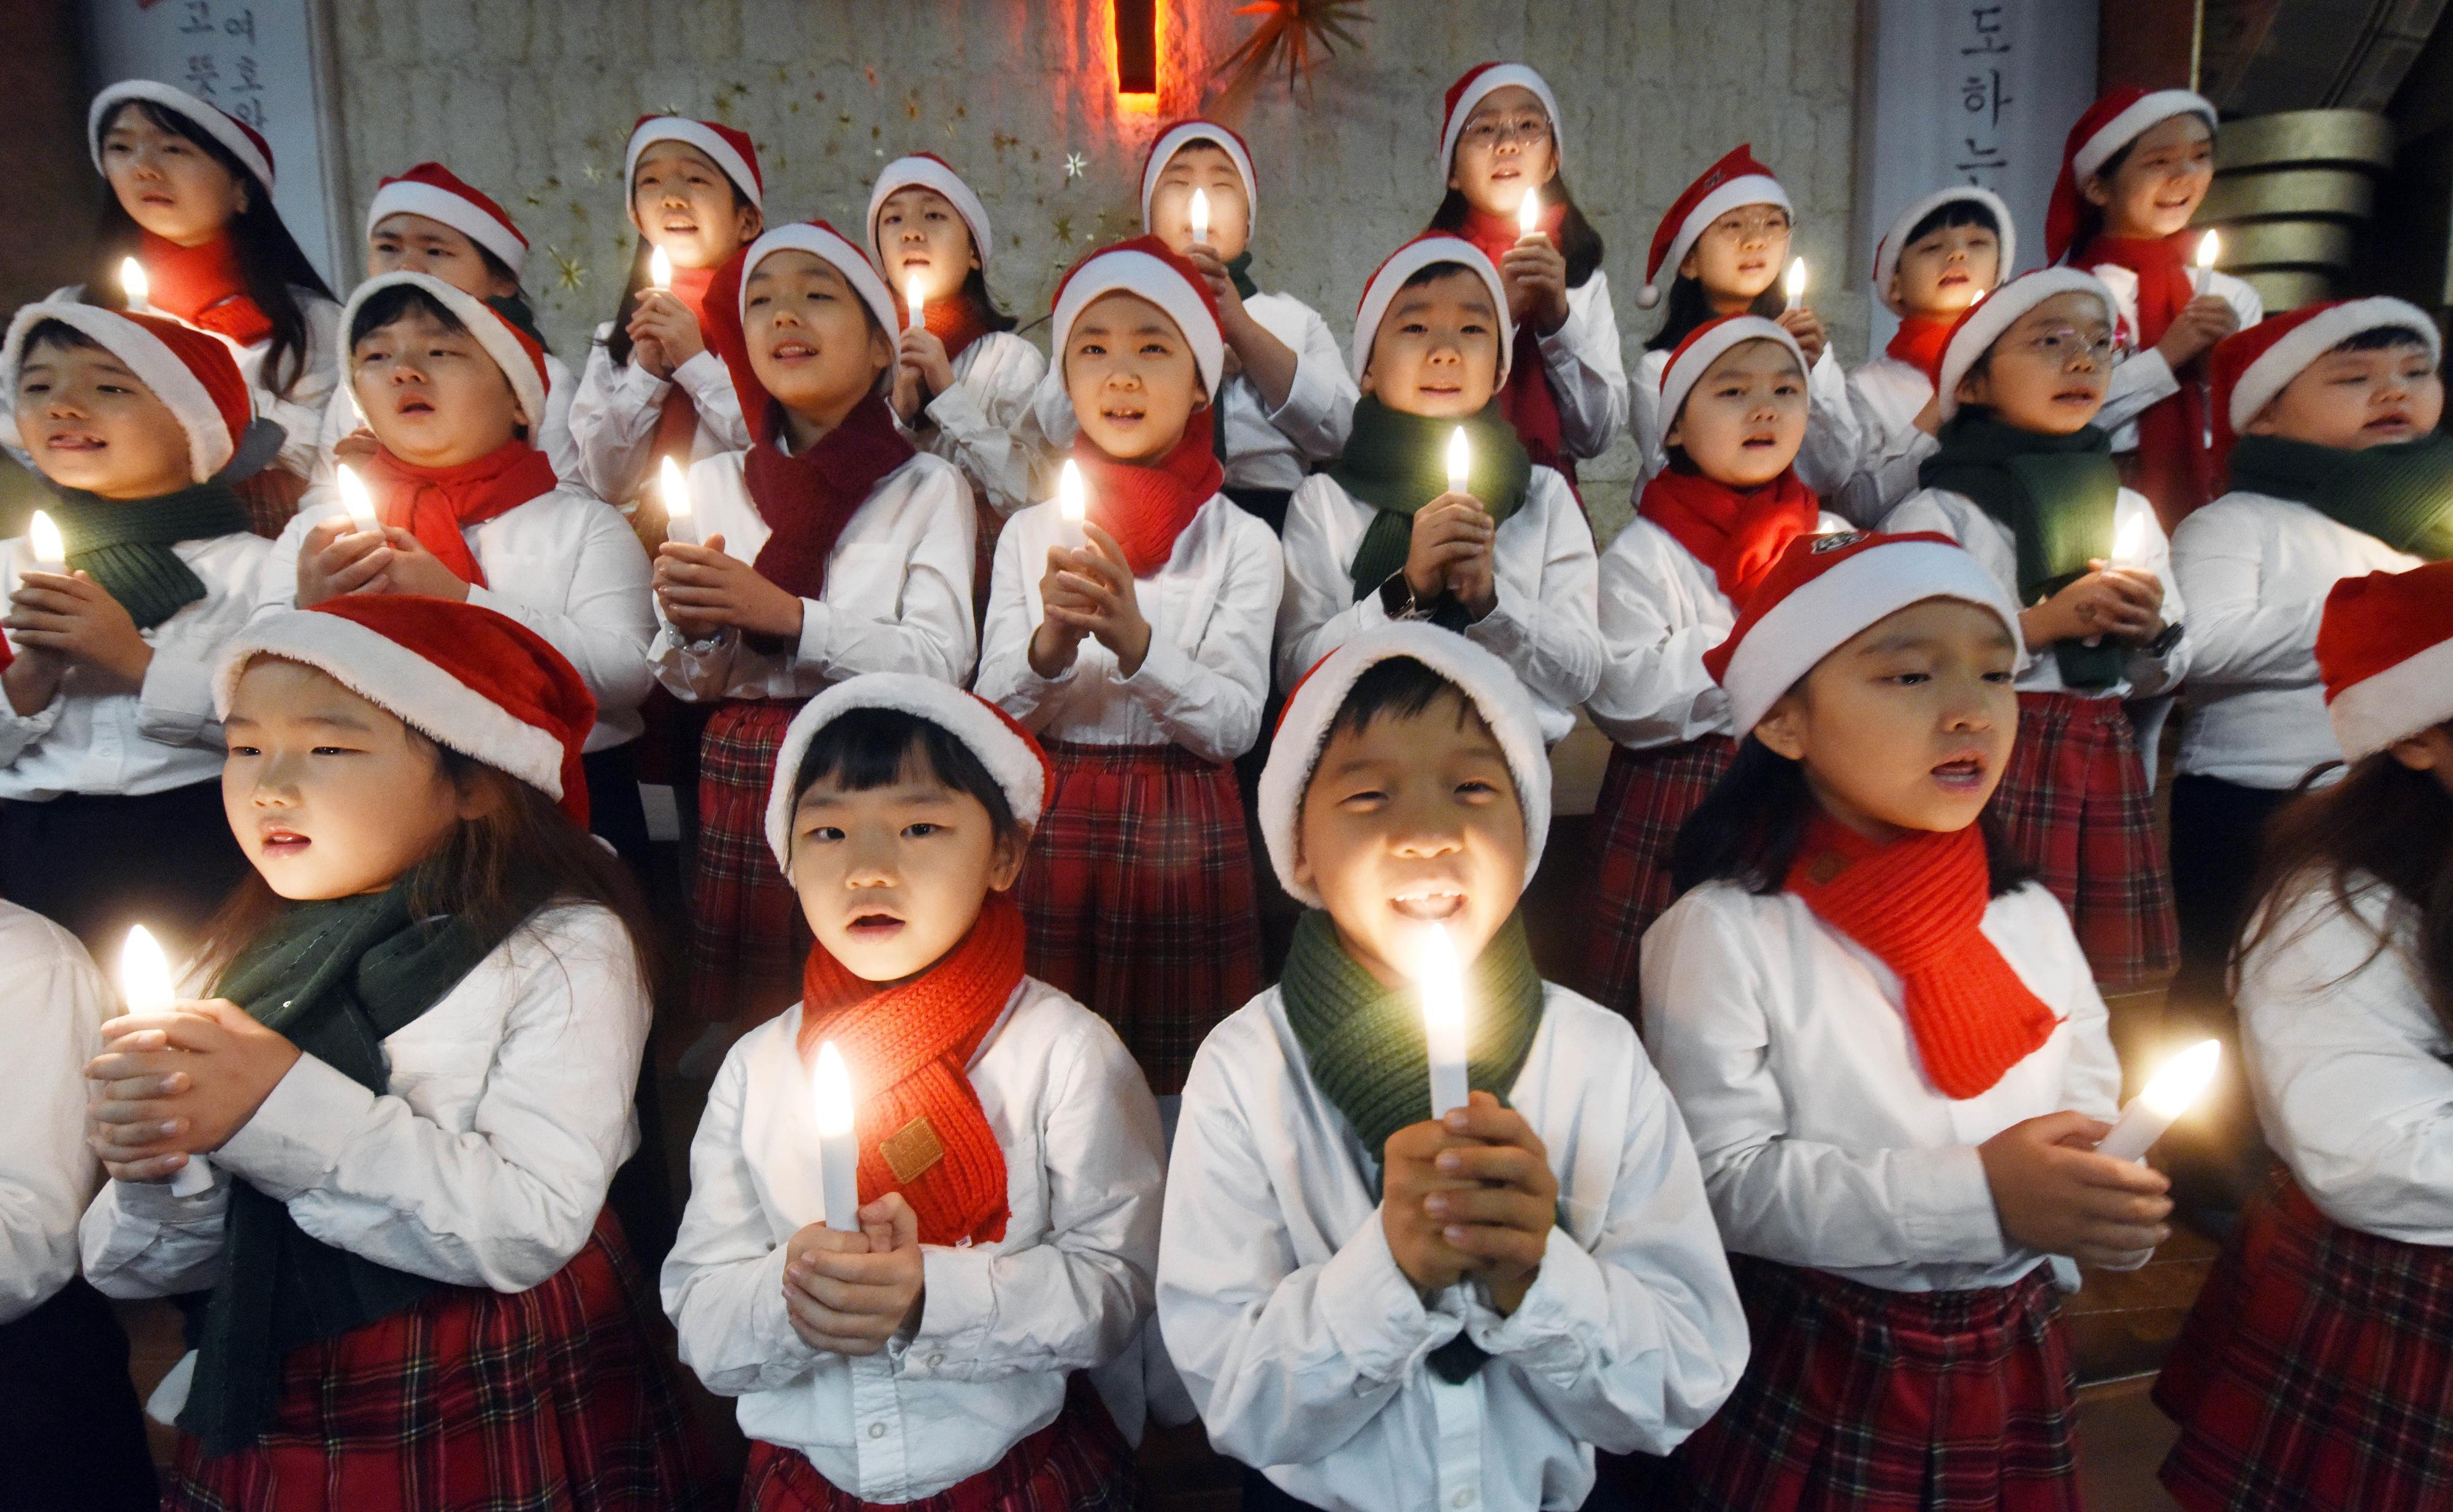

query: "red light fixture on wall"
left=1115, top=0, right=1159, bottom=105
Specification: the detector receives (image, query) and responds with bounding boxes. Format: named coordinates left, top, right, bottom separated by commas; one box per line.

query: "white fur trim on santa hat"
left=1349, top=235, right=1513, bottom=383
left=2227, top=296, right=2441, bottom=437
left=868, top=156, right=994, bottom=277
left=1935, top=267, right=2113, bottom=421
left=763, top=673, right=1049, bottom=877
left=2073, top=90, right=2214, bottom=183
left=740, top=222, right=900, bottom=338
left=1873, top=186, right=2016, bottom=313
left=89, top=80, right=273, bottom=189
left=1141, top=123, right=1258, bottom=233
left=340, top=272, right=548, bottom=433
left=1258, top=624, right=1552, bottom=909
left=365, top=180, right=529, bottom=280
left=2330, top=636, right=2453, bottom=763
left=212, top=608, right=567, bottom=799
left=625, top=116, right=762, bottom=207
left=1637, top=174, right=1793, bottom=310
left=1053, top=247, right=1225, bottom=399
left=1, top=302, right=235, bottom=482
left=1440, top=64, right=1565, bottom=174
left=1653, top=316, right=1805, bottom=468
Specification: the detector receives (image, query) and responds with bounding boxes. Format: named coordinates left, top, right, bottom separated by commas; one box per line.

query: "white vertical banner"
left=1856, top=0, right=2100, bottom=349
left=84, top=0, right=343, bottom=286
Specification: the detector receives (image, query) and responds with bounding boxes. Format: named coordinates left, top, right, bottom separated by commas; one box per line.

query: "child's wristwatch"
left=1377, top=570, right=1429, bottom=621
left=2143, top=620, right=2185, bottom=659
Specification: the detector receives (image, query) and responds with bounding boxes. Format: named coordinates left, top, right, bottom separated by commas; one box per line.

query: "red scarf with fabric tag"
left=1886, top=313, right=1955, bottom=386
left=1457, top=201, right=1572, bottom=483
left=1068, top=410, right=1225, bottom=577
left=2080, top=233, right=2215, bottom=521
left=1785, top=815, right=2061, bottom=1100
left=797, top=893, right=1024, bottom=1247
left=363, top=440, right=559, bottom=588
left=137, top=231, right=272, bottom=346
left=743, top=392, right=916, bottom=598
left=1637, top=467, right=1821, bottom=604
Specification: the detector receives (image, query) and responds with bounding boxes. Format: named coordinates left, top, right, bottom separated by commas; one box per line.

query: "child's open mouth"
left=259, top=827, right=310, bottom=857
left=395, top=395, right=435, bottom=417
left=660, top=216, right=700, bottom=237
left=846, top=912, right=904, bottom=939
left=1938, top=270, right=1970, bottom=287
left=1931, top=755, right=1987, bottom=792
left=2367, top=410, right=2414, bottom=434
left=1101, top=405, right=1147, bottom=428
left=768, top=339, right=817, bottom=364
left=1391, top=887, right=1467, bottom=923
left=2053, top=386, right=2099, bottom=406
left=1741, top=432, right=1779, bottom=449
left=43, top=430, right=105, bottom=452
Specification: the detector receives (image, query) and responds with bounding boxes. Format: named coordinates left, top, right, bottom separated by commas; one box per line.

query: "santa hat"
left=213, top=597, right=598, bottom=825
left=867, top=153, right=993, bottom=276
left=1438, top=63, right=1565, bottom=174
left=1349, top=234, right=1513, bottom=383
left=1706, top=530, right=2026, bottom=736
left=89, top=80, right=273, bottom=189
left=624, top=115, right=763, bottom=208
left=1652, top=315, right=1807, bottom=464
left=365, top=162, right=530, bottom=280
left=1872, top=186, right=2017, bottom=313
left=762, top=673, right=1054, bottom=879
left=2045, top=87, right=2216, bottom=263
left=1934, top=267, right=2114, bottom=421
left=2319, top=562, right=2453, bottom=762
left=340, top=272, right=549, bottom=431
left=738, top=219, right=901, bottom=338
left=1, top=302, right=251, bottom=483
left=1139, top=121, right=1258, bottom=234
left=2210, top=296, right=2441, bottom=459
left=1638, top=145, right=1791, bottom=310
left=1050, top=235, right=1225, bottom=399
left=1258, top=624, right=1552, bottom=908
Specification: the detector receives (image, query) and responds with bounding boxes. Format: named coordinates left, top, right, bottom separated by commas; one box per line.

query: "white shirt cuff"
left=1316, top=1215, right=1454, bottom=1384
left=215, top=1053, right=377, bottom=1201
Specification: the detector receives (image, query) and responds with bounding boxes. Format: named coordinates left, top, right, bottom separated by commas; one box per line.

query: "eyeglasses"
left=2013, top=325, right=2117, bottom=364
left=1704, top=207, right=1793, bottom=240
left=1460, top=115, right=1552, bottom=150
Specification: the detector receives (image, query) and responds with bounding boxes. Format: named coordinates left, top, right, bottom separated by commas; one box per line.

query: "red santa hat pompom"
left=213, top=596, right=599, bottom=824
left=1638, top=144, right=1791, bottom=310
left=763, top=673, right=1054, bottom=877
left=2317, top=562, right=2453, bottom=763
left=1438, top=63, right=1566, bottom=175
left=1050, top=235, right=1225, bottom=399
left=624, top=115, right=763, bottom=208
left=90, top=80, right=274, bottom=189
left=2208, top=296, right=2441, bottom=460
left=340, top=272, right=550, bottom=432
left=1871, top=186, right=2017, bottom=313
left=1653, top=315, right=1807, bottom=464
left=867, top=153, right=995, bottom=276
left=2045, top=86, right=2216, bottom=264
left=1932, top=267, right=2114, bottom=421
left=1348, top=233, right=1513, bottom=383
left=365, top=162, right=531, bottom=280
left=1139, top=121, right=1259, bottom=234
left=1, top=302, right=252, bottom=482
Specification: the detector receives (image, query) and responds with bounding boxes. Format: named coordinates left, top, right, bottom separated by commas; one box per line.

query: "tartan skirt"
left=691, top=698, right=813, bottom=1027
left=1581, top=735, right=1739, bottom=1018
left=1986, top=690, right=2178, bottom=988
left=1665, top=1256, right=2081, bottom=1511
left=166, top=1212, right=723, bottom=1512
left=740, top=1378, right=1140, bottom=1511
left=2156, top=1171, right=2453, bottom=1511
left=1019, top=741, right=1263, bottom=1096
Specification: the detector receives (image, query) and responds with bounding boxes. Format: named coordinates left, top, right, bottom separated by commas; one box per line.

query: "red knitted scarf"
left=893, top=287, right=995, bottom=367
left=137, top=231, right=271, bottom=346
left=1456, top=200, right=1572, bottom=482
left=1637, top=466, right=1821, bottom=603
left=363, top=440, right=559, bottom=588
left=744, top=392, right=916, bottom=598
left=1068, top=411, right=1224, bottom=577
left=2081, top=233, right=2215, bottom=520
left=1886, top=313, right=1956, bottom=386
left=648, top=254, right=751, bottom=461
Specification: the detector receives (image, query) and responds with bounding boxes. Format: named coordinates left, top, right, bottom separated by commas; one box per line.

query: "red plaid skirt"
left=1019, top=741, right=1262, bottom=1096
left=1582, top=735, right=1738, bottom=1017
left=2155, top=1171, right=2453, bottom=1511
left=166, top=1212, right=723, bottom=1512
left=1987, top=690, right=2178, bottom=988
left=740, top=1378, right=1139, bottom=1511
left=691, top=698, right=813, bottom=1027
left=1666, top=1256, right=2081, bottom=1511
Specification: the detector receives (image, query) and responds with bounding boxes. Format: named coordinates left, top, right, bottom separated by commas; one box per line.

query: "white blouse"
left=0, top=902, right=112, bottom=1325
left=1642, top=879, right=2135, bottom=1294
left=662, top=979, right=1165, bottom=1503
left=911, top=331, right=1046, bottom=519
left=976, top=494, right=1281, bottom=763
left=1634, top=342, right=1861, bottom=499
left=311, top=349, right=580, bottom=489
left=2086, top=265, right=2262, bottom=451
left=1159, top=981, right=1748, bottom=1512
left=1536, top=273, right=1631, bottom=463
left=1834, top=354, right=1938, bottom=526
left=1276, top=467, right=1601, bottom=746
left=567, top=334, right=756, bottom=506
left=649, top=449, right=979, bottom=703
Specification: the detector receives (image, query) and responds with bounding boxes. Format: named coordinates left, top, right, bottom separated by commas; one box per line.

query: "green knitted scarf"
left=42, top=481, right=253, bottom=630
left=1328, top=395, right=1532, bottom=604
left=2224, top=433, right=2453, bottom=562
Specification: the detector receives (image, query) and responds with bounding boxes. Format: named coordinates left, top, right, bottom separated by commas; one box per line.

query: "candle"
left=121, top=926, right=215, bottom=1197
left=1445, top=426, right=1472, bottom=497
left=1517, top=185, right=1541, bottom=239
left=1188, top=186, right=1211, bottom=246
left=659, top=456, right=695, bottom=545
left=648, top=245, right=673, bottom=293
left=1785, top=256, right=1808, bottom=311
left=335, top=464, right=379, bottom=531
left=2193, top=231, right=2221, bottom=297
left=2110, top=500, right=2148, bottom=568
left=1057, top=457, right=1088, bottom=546
left=1417, top=925, right=1471, bottom=1120
left=120, top=256, right=148, bottom=307
left=810, top=1040, right=860, bottom=1232
left=905, top=273, right=925, bottom=334
left=2097, top=1039, right=2223, bottom=1162
left=26, top=510, right=65, bottom=567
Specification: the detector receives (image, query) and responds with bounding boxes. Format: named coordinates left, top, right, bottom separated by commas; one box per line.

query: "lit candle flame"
left=648, top=246, right=673, bottom=292
left=2196, top=231, right=2221, bottom=273
left=1785, top=256, right=1808, bottom=309
left=2141, top=1039, right=2222, bottom=1119
left=1058, top=458, right=1088, bottom=524
left=660, top=456, right=691, bottom=522
left=2111, top=503, right=2148, bottom=567
left=1518, top=185, right=1541, bottom=237
left=336, top=464, right=378, bottom=527
left=811, top=1040, right=854, bottom=1139
left=120, top=925, right=174, bottom=1014
left=906, top=273, right=925, bottom=333
left=1189, top=187, right=1211, bottom=246
left=1418, top=925, right=1471, bottom=1118
left=27, top=510, right=65, bottom=565
left=1445, top=426, right=1471, bottom=496
left=120, top=256, right=148, bottom=307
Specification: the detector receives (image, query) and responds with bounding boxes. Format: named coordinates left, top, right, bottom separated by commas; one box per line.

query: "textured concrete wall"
left=321, top=0, right=1864, bottom=535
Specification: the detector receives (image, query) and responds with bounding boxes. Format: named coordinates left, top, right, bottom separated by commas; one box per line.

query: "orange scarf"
left=1636, top=467, right=1821, bottom=604
left=137, top=231, right=272, bottom=346
left=362, top=441, right=559, bottom=588
left=2081, top=233, right=2216, bottom=522
left=1068, top=411, right=1225, bottom=577
left=1886, top=313, right=1954, bottom=386
left=797, top=893, right=1025, bottom=1247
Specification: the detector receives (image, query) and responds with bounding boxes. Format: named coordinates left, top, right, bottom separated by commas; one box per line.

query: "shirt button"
left=868, top=1421, right=887, bottom=1439
left=1452, top=1492, right=1474, bottom=1509
left=927, top=1353, right=944, bottom=1369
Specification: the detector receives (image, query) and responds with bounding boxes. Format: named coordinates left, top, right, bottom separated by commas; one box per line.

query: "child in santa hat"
left=2049, top=87, right=2260, bottom=523
left=568, top=115, right=765, bottom=512
left=1277, top=234, right=1598, bottom=744
left=2154, top=562, right=2453, bottom=1512
left=263, top=272, right=658, bottom=865
left=977, top=237, right=1280, bottom=1099
left=1158, top=623, right=1745, bottom=1512
left=1883, top=269, right=2188, bottom=990
left=1647, top=530, right=2171, bottom=1512
left=663, top=673, right=1163, bottom=1511
left=651, top=220, right=978, bottom=1040
left=0, top=303, right=270, bottom=950
left=1583, top=315, right=1848, bottom=1015
left=78, top=594, right=718, bottom=1509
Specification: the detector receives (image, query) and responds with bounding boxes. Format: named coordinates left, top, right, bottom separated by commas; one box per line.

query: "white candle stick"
left=1188, top=187, right=1211, bottom=246
left=1445, top=426, right=1472, bottom=498
left=648, top=245, right=673, bottom=294
left=1785, top=256, right=1808, bottom=312
left=121, top=926, right=215, bottom=1197
left=1518, top=185, right=1541, bottom=239
left=1057, top=457, right=1089, bottom=547
left=26, top=510, right=65, bottom=568
left=335, top=464, right=380, bottom=533
left=810, top=1040, right=860, bottom=1232
left=659, top=456, right=695, bottom=546
left=1417, top=925, right=1471, bottom=1120
left=905, top=273, right=925, bottom=334
left=2098, top=1039, right=2223, bottom=1162
left=120, top=256, right=149, bottom=308
left=2194, top=231, right=2220, bottom=298
left=2110, top=500, right=2148, bottom=568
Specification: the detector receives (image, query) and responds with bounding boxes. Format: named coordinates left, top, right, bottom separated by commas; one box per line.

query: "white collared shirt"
left=978, top=493, right=1281, bottom=763
left=1642, top=879, right=2135, bottom=1294
left=312, top=349, right=580, bottom=489
left=662, top=980, right=1165, bottom=1503
left=1160, top=982, right=1748, bottom=1512
left=0, top=902, right=111, bottom=1324
left=913, top=331, right=1047, bottom=518
left=1634, top=343, right=1861, bottom=498
left=567, top=333, right=756, bottom=506
left=1276, top=466, right=1599, bottom=746
left=1535, top=273, right=1630, bottom=462
left=2086, top=265, right=2262, bottom=451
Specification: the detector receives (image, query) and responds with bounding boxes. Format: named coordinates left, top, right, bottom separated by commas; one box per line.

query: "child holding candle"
left=1643, top=530, right=2173, bottom=1511
left=1158, top=624, right=1747, bottom=1512
left=978, top=237, right=1280, bottom=1097
left=662, top=673, right=1165, bottom=1509
left=1883, top=269, right=2189, bottom=989
left=77, top=595, right=716, bottom=1508
left=1582, top=316, right=1849, bottom=1015
left=0, top=303, right=269, bottom=952
left=2153, top=562, right=2453, bottom=1511
left=1277, top=234, right=1599, bottom=746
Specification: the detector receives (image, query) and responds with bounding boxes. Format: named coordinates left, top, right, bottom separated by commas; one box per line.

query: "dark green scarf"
left=44, top=482, right=253, bottom=630
left=1329, top=397, right=1533, bottom=607
left=180, top=868, right=551, bottom=1456
left=1223, top=250, right=1260, bottom=302
left=1920, top=412, right=2124, bottom=690
left=2224, top=433, right=2453, bottom=562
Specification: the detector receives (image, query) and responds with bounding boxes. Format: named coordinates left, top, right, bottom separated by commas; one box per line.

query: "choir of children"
left=6, top=64, right=2445, bottom=1511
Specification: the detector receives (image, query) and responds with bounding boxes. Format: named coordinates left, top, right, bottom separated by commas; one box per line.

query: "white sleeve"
left=131, top=548, right=263, bottom=750
left=1585, top=530, right=1729, bottom=748
left=260, top=299, right=343, bottom=480
left=1792, top=347, right=1868, bottom=498
left=1539, top=273, right=1630, bottom=459
left=2172, top=510, right=2312, bottom=688
left=1830, top=368, right=1940, bottom=527
left=0, top=925, right=111, bottom=1323
left=672, top=348, right=752, bottom=454
left=539, top=353, right=583, bottom=487
left=792, top=467, right=979, bottom=689
left=1630, top=348, right=1667, bottom=484
left=1463, top=472, right=1602, bottom=713
left=464, top=503, right=658, bottom=723
left=1115, top=519, right=1282, bottom=762
left=565, top=335, right=667, bottom=503
left=972, top=514, right=1060, bottom=726
left=1273, top=480, right=1390, bottom=694
left=80, top=1170, right=232, bottom=1300
left=923, top=335, right=1048, bottom=518
left=1255, top=302, right=1359, bottom=465
left=2118, top=498, right=2189, bottom=698
left=2097, top=347, right=2179, bottom=437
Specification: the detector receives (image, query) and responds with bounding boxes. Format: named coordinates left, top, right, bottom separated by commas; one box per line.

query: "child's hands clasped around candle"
left=2021, top=562, right=2165, bottom=649
left=1431, top=1091, right=1558, bottom=1315
left=83, top=1002, right=303, bottom=1183
left=781, top=1191, right=927, bottom=1355
left=656, top=532, right=804, bottom=643
left=1030, top=522, right=1153, bottom=678
left=1774, top=304, right=1829, bottom=370
left=4, top=570, right=153, bottom=692
left=1978, top=1110, right=2172, bottom=1268
left=1403, top=496, right=1498, bottom=618
left=294, top=518, right=396, bottom=607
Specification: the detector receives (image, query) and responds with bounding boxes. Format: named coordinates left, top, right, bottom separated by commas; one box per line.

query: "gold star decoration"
left=548, top=246, right=587, bottom=292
